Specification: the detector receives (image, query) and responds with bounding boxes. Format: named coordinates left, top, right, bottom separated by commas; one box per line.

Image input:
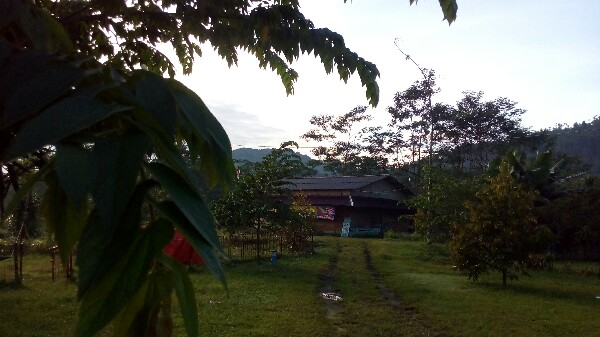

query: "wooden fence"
left=218, top=231, right=314, bottom=262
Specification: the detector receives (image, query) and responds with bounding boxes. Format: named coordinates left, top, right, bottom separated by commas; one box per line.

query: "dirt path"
left=362, top=242, right=447, bottom=337
left=317, top=243, right=347, bottom=334
left=317, top=240, right=447, bottom=336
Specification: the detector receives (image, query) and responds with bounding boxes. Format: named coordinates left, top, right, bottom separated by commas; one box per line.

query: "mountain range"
left=232, top=117, right=600, bottom=175
left=232, top=147, right=312, bottom=163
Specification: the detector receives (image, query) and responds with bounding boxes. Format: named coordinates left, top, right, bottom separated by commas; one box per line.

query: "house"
left=282, top=175, right=413, bottom=235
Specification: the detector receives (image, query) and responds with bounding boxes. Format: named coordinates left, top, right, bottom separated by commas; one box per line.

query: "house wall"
left=295, top=178, right=414, bottom=235
left=313, top=219, right=340, bottom=233
left=313, top=205, right=411, bottom=234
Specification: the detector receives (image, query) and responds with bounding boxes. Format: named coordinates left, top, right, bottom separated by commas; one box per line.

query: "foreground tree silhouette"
left=1, top=0, right=457, bottom=336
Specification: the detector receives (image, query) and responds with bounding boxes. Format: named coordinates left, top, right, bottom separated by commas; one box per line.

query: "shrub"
left=383, top=230, right=400, bottom=240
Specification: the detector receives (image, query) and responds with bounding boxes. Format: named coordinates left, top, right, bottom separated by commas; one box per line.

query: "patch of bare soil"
left=363, top=243, right=448, bottom=337
left=318, top=243, right=346, bottom=331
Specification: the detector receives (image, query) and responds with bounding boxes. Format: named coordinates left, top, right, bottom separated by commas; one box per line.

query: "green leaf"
left=78, top=177, right=157, bottom=299
left=41, top=170, right=89, bottom=265
left=3, top=95, right=131, bottom=161
left=145, top=268, right=177, bottom=337
left=1, top=55, right=84, bottom=129
left=155, top=200, right=227, bottom=288
left=55, top=143, right=93, bottom=207
left=0, top=41, right=12, bottom=68
left=438, top=0, right=458, bottom=24
left=409, top=0, right=457, bottom=25
left=77, top=219, right=173, bottom=337
left=112, top=279, right=151, bottom=337
left=167, top=80, right=235, bottom=188
left=0, top=0, right=19, bottom=28
left=4, top=55, right=84, bottom=126
left=67, top=133, right=144, bottom=295
left=158, top=254, right=199, bottom=337
left=90, top=131, right=151, bottom=227
left=132, top=71, right=178, bottom=135
left=111, top=267, right=175, bottom=337
left=128, top=105, right=205, bottom=195
left=145, top=162, right=222, bottom=251
left=18, top=4, right=74, bottom=53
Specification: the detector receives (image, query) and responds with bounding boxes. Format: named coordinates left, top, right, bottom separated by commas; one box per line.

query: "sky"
left=176, top=0, right=600, bottom=153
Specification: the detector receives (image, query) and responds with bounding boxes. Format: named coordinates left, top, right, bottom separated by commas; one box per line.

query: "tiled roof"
left=282, top=175, right=393, bottom=191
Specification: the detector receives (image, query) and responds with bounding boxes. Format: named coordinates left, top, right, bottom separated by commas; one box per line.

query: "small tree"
left=211, top=143, right=313, bottom=260
left=451, top=163, right=538, bottom=286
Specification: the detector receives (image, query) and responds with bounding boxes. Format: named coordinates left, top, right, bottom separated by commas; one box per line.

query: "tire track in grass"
left=318, top=242, right=346, bottom=334
left=330, top=240, right=409, bottom=336
left=363, top=242, right=447, bottom=337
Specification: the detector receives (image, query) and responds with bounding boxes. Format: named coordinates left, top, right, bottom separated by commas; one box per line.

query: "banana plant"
left=488, top=148, right=564, bottom=205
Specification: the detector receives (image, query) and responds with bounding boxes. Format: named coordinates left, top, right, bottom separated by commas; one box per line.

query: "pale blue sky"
left=177, top=0, right=600, bottom=150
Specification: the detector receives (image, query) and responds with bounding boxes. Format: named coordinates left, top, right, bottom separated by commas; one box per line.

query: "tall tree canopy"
left=386, top=69, right=441, bottom=172
left=1, top=0, right=457, bottom=336
left=302, top=105, right=380, bottom=175
left=439, top=91, right=529, bottom=172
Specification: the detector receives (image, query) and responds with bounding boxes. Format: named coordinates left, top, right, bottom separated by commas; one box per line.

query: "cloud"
left=206, top=102, right=291, bottom=149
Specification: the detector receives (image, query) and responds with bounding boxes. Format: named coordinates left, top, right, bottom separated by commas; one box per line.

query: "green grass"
left=1, top=238, right=599, bottom=337
left=0, top=255, right=110, bottom=337
left=330, top=239, right=401, bottom=336
left=369, top=239, right=600, bottom=337
left=182, top=251, right=333, bottom=337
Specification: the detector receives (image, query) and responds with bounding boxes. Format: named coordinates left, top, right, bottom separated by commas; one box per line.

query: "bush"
left=383, top=231, right=425, bottom=242
left=383, top=230, right=400, bottom=240
left=527, top=253, right=554, bottom=271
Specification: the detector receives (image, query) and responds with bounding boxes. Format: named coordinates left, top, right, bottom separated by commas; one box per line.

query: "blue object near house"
left=347, top=227, right=383, bottom=238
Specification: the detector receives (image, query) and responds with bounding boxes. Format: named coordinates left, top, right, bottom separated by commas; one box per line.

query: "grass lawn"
left=1, top=237, right=599, bottom=336
left=0, top=255, right=108, bottom=337
left=368, top=239, right=600, bottom=337
left=180, top=249, right=334, bottom=337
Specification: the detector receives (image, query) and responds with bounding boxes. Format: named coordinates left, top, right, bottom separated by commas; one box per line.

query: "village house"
left=282, top=175, right=413, bottom=236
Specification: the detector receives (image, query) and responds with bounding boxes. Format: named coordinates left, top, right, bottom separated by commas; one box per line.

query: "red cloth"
left=163, top=231, right=204, bottom=266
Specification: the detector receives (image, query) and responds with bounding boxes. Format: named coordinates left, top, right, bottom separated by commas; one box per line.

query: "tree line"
left=302, top=70, right=545, bottom=180
left=300, top=70, right=600, bottom=285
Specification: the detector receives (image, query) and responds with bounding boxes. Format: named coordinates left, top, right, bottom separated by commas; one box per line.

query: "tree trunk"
left=13, top=243, right=20, bottom=285
left=256, top=225, right=261, bottom=263
left=0, top=169, right=5, bottom=218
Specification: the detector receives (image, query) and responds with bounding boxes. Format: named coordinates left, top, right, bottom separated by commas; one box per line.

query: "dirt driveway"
left=318, top=239, right=447, bottom=337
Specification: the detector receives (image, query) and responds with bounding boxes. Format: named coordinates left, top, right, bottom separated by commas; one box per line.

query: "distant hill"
left=548, top=117, right=600, bottom=175
left=232, top=147, right=313, bottom=163
left=232, top=147, right=326, bottom=175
